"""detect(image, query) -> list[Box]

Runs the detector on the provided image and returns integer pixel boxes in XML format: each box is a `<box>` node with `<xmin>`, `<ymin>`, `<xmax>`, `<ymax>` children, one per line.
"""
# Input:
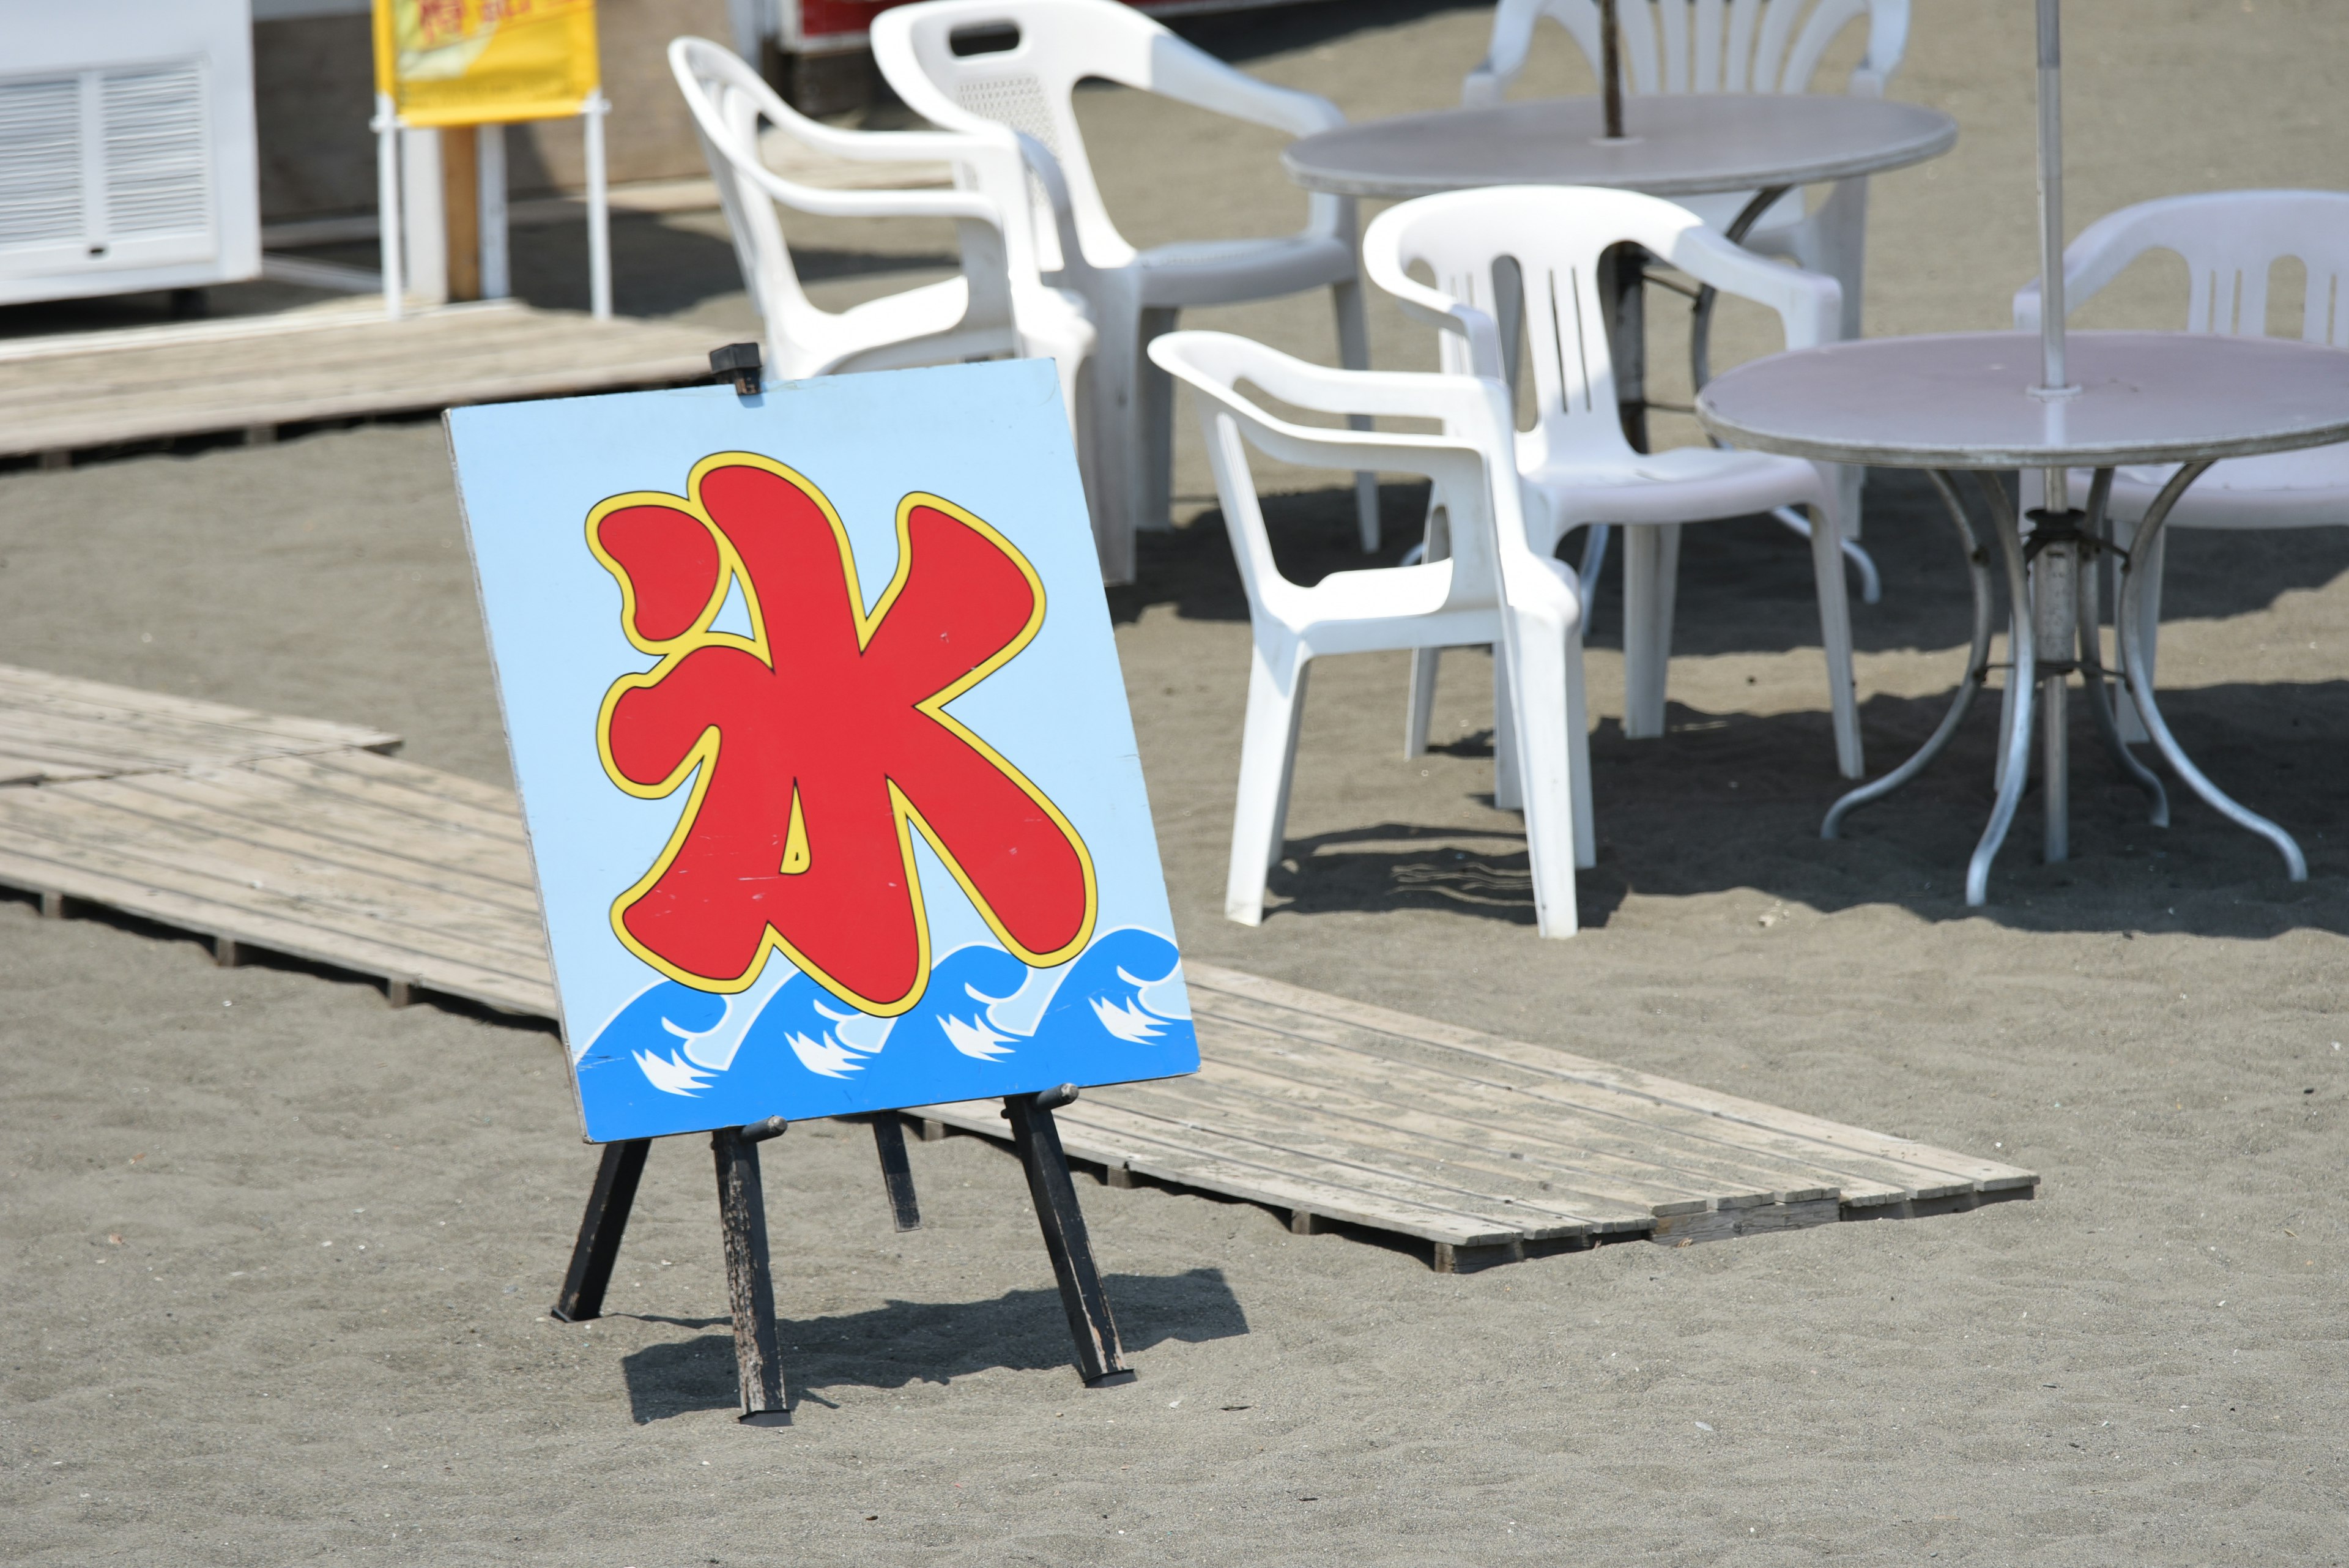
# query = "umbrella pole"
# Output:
<box><xmin>1600</xmin><ymin>0</ymin><xmax>1625</xmax><ymax>141</ymax></box>
<box><xmin>2032</xmin><ymin>0</ymin><xmax>2074</xmax><ymax>400</ymax></box>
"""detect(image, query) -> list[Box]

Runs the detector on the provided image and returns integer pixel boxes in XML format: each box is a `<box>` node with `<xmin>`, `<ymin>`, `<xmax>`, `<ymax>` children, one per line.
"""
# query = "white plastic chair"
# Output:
<box><xmin>1367</xmin><ymin>185</ymin><xmax>1863</xmax><ymax>778</ymax></box>
<box><xmin>873</xmin><ymin>0</ymin><xmax>1378</xmax><ymax>584</ymax></box>
<box><xmin>1149</xmin><ymin>330</ymin><xmax>1593</xmax><ymax>937</ymax></box>
<box><xmin>669</xmin><ymin>38</ymin><xmax>1097</xmax><ymax>477</ymax></box>
<box><xmin>1463</xmin><ymin>0</ymin><xmax>1909</xmax><ymax>344</ymax></box>
<box><xmin>2016</xmin><ymin>188</ymin><xmax>2349</xmax><ymax>740</ymax></box>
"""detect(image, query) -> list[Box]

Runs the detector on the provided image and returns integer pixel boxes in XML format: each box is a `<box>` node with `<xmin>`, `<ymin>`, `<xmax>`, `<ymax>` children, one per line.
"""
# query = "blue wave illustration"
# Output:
<box><xmin>576</xmin><ymin>981</ymin><xmax>729</xmax><ymax>1097</ymax></box>
<box><xmin>900</xmin><ymin>945</ymin><xmax>1031</xmax><ymax>1063</ymax></box>
<box><xmin>1033</xmin><ymin>927</ymin><xmax>1187</xmax><ymax>1050</ymax></box>
<box><xmin>574</xmin><ymin>927</ymin><xmax>1198</xmax><ymax>1140</ymax></box>
<box><xmin>738</xmin><ymin>970</ymin><xmax>877</xmax><ymax>1080</ymax></box>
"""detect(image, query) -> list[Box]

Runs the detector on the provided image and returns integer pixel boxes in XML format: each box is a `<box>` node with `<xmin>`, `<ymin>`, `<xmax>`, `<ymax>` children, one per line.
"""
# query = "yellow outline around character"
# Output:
<box><xmin>585</xmin><ymin>451</ymin><xmax>1097</xmax><ymax>1018</ymax></box>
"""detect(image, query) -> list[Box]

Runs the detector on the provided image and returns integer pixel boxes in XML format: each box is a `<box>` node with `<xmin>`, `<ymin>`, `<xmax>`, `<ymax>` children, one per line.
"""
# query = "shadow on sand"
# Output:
<box><xmin>1134</xmin><ymin>466</ymin><xmax>2349</xmax><ymax>937</ymax></box>
<box><xmin>1121</xmin><ymin>470</ymin><xmax>2349</xmax><ymax>661</ymax></box>
<box><xmin>1255</xmin><ymin>682</ymin><xmax>2349</xmax><ymax>938</ymax></box>
<box><xmin>618</xmin><ymin>1266</ymin><xmax>1248</xmax><ymax>1422</ymax></box>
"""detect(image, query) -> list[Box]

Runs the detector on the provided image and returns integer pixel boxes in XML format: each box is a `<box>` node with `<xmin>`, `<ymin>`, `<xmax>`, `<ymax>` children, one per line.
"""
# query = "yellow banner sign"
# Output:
<box><xmin>373</xmin><ymin>0</ymin><xmax>601</xmax><ymax>127</ymax></box>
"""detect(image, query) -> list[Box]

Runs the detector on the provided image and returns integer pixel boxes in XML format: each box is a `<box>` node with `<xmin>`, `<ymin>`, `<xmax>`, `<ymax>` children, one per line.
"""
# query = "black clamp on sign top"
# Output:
<box><xmin>710</xmin><ymin>341</ymin><xmax>763</xmax><ymax>396</ymax></box>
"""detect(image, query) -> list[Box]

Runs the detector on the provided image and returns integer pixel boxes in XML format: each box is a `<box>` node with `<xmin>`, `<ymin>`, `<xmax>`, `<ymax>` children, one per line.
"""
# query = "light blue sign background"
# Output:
<box><xmin>447</xmin><ymin>361</ymin><xmax>1197</xmax><ymax>1142</ymax></box>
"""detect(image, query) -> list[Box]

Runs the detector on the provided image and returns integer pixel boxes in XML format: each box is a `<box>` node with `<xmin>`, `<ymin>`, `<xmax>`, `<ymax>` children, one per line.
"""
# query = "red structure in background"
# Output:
<box><xmin>780</xmin><ymin>0</ymin><xmax>1310</xmax><ymax>52</ymax></box>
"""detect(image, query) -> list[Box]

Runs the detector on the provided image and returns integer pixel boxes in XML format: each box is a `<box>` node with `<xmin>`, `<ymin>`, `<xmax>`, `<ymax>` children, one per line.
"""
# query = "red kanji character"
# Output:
<box><xmin>588</xmin><ymin>454</ymin><xmax>1096</xmax><ymax>1015</ymax></box>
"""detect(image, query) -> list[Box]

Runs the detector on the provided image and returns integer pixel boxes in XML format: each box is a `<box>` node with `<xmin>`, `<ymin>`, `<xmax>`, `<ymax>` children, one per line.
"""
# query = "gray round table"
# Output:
<box><xmin>1281</xmin><ymin>93</ymin><xmax>1956</xmax><ymax>203</ymax></box>
<box><xmin>1697</xmin><ymin>329</ymin><xmax>2349</xmax><ymax>904</ymax></box>
<box><xmin>1286</xmin><ymin>94</ymin><xmax>1958</xmax><ymax>604</ymax></box>
<box><xmin>1285</xmin><ymin>94</ymin><xmax>1958</xmax><ymax>420</ymax></box>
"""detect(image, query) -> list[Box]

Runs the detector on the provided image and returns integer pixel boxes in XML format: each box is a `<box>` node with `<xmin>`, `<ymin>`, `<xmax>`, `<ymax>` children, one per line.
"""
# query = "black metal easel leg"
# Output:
<box><xmin>1004</xmin><ymin>1090</ymin><xmax>1131</xmax><ymax>1386</ymax></box>
<box><xmin>551</xmin><ymin>1138</ymin><xmax>650</xmax><ymax>1323</ymax></box>
<box><xmin>711</xmin><ymin>1126</ymin><xmax>789</xmax><ymax>1424</ymax></box>
<box><xmin>869</xmin><ymin>1117</ymin><xmax>922</xmax><ymax>1231</ymax></box>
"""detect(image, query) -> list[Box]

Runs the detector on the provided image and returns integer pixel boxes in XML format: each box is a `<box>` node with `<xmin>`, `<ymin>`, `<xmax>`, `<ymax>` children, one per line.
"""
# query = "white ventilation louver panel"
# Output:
<box><xmin>102</xmin><ymin>64</ymin><xmax>212</xmax><ymax>242</ymax></box>
<box><xmin>1</xmin><ymin>2</ymin><xmax>260</xmax><ymax>306</ymax></box>
<box><xmin>0</xmin><ymin>76</ymin><xmax>86</xmax><ymax>253</ymax></box>
<box><xmin>0</xmin><ymin>57</ymin><xmax>221</xmax><ymax>282</ymax></box>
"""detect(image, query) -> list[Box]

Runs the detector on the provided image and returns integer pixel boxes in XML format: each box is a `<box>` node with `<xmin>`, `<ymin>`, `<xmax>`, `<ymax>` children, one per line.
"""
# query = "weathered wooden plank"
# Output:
<box><xmin>0</xmin><ymin>836</ymin><xmax>553</xmax><ymax>1016</ymax></box>
<box><xmin>0</xmin><ymin>304</ymin><xmax>720</xmax><ymax>458</ymax></box>
<box><xmin>1185</xmin><ymin>965</ymin><xmax>2033</xmax><ymax>1200</ymax></box>
<box><xmin>909</xmin><ymin>1096</ymin><xmax>1524</xmax><ymax>1247</ymax></box>
<box><xmin>1179</xmin><ymin>1019</ymin><xmax>1874</xmax><ymax>1209</ymax></box>
<box><xmin>0</xmin><ymin>784</ymin><xmax>549</xmax><ymax>964</ymax></box>
<box><xmin>102</xmin><ymin>768</ymin><xmax>540</xmax><ymax>905</ymax></box>
<box><xmin>0</xmin><ymin>663</ymin><xmax>398</xmax><ymax>783</ymax></box>
<box><xmin>1088</xmin><ymin>1080</ymin><xmax>1628</xmax><ymax>1233</ymax></box>
<box><xmin>1186</xmin><ymin>990</ymin><xmax>1929</xmax><ymax>1205</ymax></box>
<box><xmin>256</xmin><ymin>751</ymin><xmax>532</xmax><ymax>838</ymax></box>
<box><xmin>1119</xmin><ymin>1065</ymin><xmax>1750</xmax><ymax>1217</ymax></box>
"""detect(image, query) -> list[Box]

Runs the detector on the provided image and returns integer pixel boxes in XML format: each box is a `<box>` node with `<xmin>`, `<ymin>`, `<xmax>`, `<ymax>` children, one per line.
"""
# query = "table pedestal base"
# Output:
<box><xmin>1822</xmin><ymin>464</ymin><xmax>2306</xmax><ymax>905</ymax></box>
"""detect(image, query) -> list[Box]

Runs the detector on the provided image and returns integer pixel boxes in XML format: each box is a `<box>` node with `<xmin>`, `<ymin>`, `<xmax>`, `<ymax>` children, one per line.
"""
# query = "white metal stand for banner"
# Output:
<box><xmin>371</xmin><ymin>92</ymin><xmax>612</xmax><ymax>322</ymax></box>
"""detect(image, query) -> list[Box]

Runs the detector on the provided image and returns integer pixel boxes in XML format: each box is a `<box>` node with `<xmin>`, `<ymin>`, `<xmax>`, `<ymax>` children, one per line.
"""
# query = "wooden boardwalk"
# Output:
<box><xmin>0</xmin><ymin>669</ymin><xmax>2035</xmax><ymax>1269</ymax></box>
<box><xmin>0</xmin><ymin>664</ymin><xmax>399</xmax><ymax>786</ymax></box>
<box><xmin>0</xmin><ymin>299</ymin><xmax>723</xmax><ymax>463</ymax></box>
<box><xmin>913</xmin><ymin>964</ymin><xmax>2034</xmax><ymax>1268</ymax></box>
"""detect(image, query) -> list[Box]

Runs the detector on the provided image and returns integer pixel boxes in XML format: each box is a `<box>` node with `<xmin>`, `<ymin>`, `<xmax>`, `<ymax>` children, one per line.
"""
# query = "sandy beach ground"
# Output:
<box><xmin>4</xmin><ymin>2</ymin><xmax>2347</xmax><ymax>1561</ymax></box>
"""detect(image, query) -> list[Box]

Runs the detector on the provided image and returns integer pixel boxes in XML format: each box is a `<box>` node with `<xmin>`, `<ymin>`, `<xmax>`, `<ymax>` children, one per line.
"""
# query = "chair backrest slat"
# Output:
<box><xmin>1464</xmin><ymin>0</ymin><xmax>1906</xmax><ymax>106</ymax></box>
<box><xmin>875</xmin><ymin>0</ymin><xmax>1341</xmax><ymax>273</ymax></box>
<box><xmin>2020</xmin><ymin>190</ymin><xmax>2349</xmax><ymax>350</ymax></box>
<box><xmin>1366</xmin><ymin>186</ymin><xmax>1841</xmax><ymax>515</ymax></box>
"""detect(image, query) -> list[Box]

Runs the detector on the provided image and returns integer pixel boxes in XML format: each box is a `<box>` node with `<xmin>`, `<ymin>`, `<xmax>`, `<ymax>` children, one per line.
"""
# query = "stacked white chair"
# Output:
<box><xmin>1464</xmin><ymin>0</ymin><xmax>1910</xmax><ymax>344</ymax></box>
<box><xmin>1149</xmin><ymin>330</ymin><xmax>1593</xmax><ymax>937</ymax></box>
<box><xmin>667</xmin><ymin>38</ymin><xmax>1096</xmax><ymax>469</ymax></box>
<box><xmin>2014</xmin><ymin>189</ymin><xmax>2349</xmax><ymax>739</ymax></box>
<box><xmin>1365</xmin><ymin>186</ymin><xmax>1864</xmax><ymax>778</ymax></box>
<box><xmin>873</xmin><ymin>0</ymin><xmax>1378</xmax><ymax>584</ymax></box>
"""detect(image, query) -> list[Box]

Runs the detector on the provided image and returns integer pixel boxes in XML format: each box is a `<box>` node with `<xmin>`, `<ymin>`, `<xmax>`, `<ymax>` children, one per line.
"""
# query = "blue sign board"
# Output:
<box><xmin>448</xmin><ymin>361</ymin><xmax>1198</xmax><ymax>1142</ymax></box>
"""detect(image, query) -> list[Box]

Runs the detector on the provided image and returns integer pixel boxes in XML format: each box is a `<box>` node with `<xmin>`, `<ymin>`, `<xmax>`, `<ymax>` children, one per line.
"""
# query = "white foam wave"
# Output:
<box><xmin>940</xmin><ymin>1012</ymin><xmax>1017</xmax><ymax>1061</ymax></box>
<box><xmin>1089</xmin><ymin>996</ymin><xmax>1167</xmax><ymax>1043</ymax></box>
<box><xmin>785</xmin><ymin>1031</ymin><xmax>865</xmax><ymax>1079</ymax></box>
<box><xmin>634</xmin><ymin>1047</ymin><xmax>714</xmax><ymax>1096</ymax></box>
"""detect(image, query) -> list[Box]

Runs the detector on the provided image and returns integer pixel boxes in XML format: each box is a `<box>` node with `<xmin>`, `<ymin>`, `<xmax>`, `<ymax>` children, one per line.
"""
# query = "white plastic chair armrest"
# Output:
<box><xmin>1011</xmin><ymin>131</ymin><xmax>1099</xmax><ymax>290</ymax></box>
<box><xmin>2016</xmin><ymin>201</ymin><xmax>2185</xmax><ymax>333</ymax></box>
<box><xmin>2013</xmin><ymin>278</ymin><xmax>2044</xmax><ymax>332</ymax></box>
<box><xmin>733</xmin><ymin>163</ymin><xmax>1007</xmax><ymax>226</ymax></box>
<box><xmin>1152</xmin><ymin>330</ymin><xmax>1501</xmax><ymax>428</ymax></box>
<box><xmin>670</xmin><ymin>38</ymin><xmax>1008</xmax><ymax>228</ymax></box>
<box><xmin>1210</xmin><ymin>409</ymin><xmax>1475</xmax><ymax>489</ymax></box>
<box><xmin>784</xmin><ymin>119</ymin><xmax>998</xmax><ymax>169</ymax></box>
<box><xmin>1143</xmin><ymin>34</ymin><xmax>1345</xmax><ymax>139</ymax></box>
<box><xmin>1663</xmin><ymin>226</ymin><xmax>1840</xmax><ymax>349</ymax></box>
<box><xmin>1461</xmin><ymin>0</ymin><xmax>1546</xmax><ymax>108</ymax></box>
<box><xmin>1360</xmin><ymin>247</ymin><xmax>1507</xmax><ymax>377</ymax></box>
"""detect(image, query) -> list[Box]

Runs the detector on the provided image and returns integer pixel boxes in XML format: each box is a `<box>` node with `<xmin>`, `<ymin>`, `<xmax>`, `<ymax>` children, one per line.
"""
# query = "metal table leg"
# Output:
<box><xmin>2030</xmin><ymin>498</ymin><xmax>2076</xmax><ymax>863</ymax></box>
<box><xmin>1822</xmin><ymin>469</ymin><xmax>1994</xmax><ymax>838</ymax></box>
<box><xmin>1967</xmin><ymin>472</ymin><xmax>2039</xmax><ymax>906</ymax></box>
<box><xmin>2071</xmin><ymin>468</ymin><xmax>2169</xmax><ymax>821</ymax></box>
<box><xmin>2115</xmin><ymin>459</ymin><xmax>2308</xmax><ymax>880</ymax></box>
